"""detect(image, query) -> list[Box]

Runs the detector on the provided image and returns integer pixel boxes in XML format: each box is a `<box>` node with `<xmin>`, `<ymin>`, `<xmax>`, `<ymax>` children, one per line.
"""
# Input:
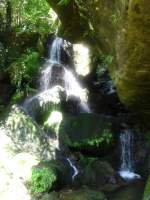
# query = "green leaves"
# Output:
<box><xmin>0</xmin><ymin>0</ymin><xmax>60</xmax><ymax>34</ymax></box>
<box><xmin>9</xmin><ymin>49</ymin><xmax>39</xmax><ymax>90</ymax></box>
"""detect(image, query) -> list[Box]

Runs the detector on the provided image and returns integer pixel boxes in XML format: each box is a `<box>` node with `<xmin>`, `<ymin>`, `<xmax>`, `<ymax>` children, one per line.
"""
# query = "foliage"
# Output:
<box><xmin>9</xmin><ymin>49</ymin><xmax>39</xmax><ymax>90</ymax></box>
<box><xmin>96</xmin><ymin>55</ymin><xmax>114</xmax><ymax>78</ymax></box>
<box><xmin>69</xmin><ymin>129</ymin><xmax>113</xmax><ymax>148</ymax></box>
<box><xmin>29</xmin><ymin>167</ymin><xmax>56</xmax><ymax>195</ymax></box>
<box><xmin>11</xmin><ymin>89</ymin><xmax>24</xmax><ymax>104</ymax></box>
<box><xmin>64</xmin><ymin>129</ymin><xmax>113</xmax><ymax>147</ymax></box>
<box><xmin>0</xmin><ymin>0</ymin><xmax>60</xmax><ymax>34</ymax></box>
<box><xmin>58</xmin><ymin>0</ymin><xmax>71</xmax><ymax>6</ymax></box>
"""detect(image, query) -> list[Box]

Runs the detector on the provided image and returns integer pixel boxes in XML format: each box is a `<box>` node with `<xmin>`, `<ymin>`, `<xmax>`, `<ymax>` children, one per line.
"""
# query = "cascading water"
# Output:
<box><xmin>23</xmin><ymin>37</ymin><xmax>91</xmax><ymax>115</ymax></box>
<box><xmin>119</xmin><ymin>129</ymin><xmax>141</xmax><ymax>180</ymax></box>
<box><xmin>66</xmin><ymin>158</ymin><xmax>79</xmax><ymax>181</ymax></box>
<box><xmin>40</xmin><ymin>37</ymin><xmax>63</xmax><ymax>91</ymax></box>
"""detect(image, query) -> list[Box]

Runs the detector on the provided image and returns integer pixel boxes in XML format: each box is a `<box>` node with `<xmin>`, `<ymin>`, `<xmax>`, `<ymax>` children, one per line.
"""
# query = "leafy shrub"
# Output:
<box><xmin>11</xmin><ymin>89</ymin><xmax>24</xmax><ymax>104</ymax></box>
<box><xmin>58</xmin><ymin>0</ymin><xmax>71</xmax><ymax>6</ymax></box>
<box><xmin>30</xmin><ymin>167</ymin><xmax>57</xmax><ymax>195</ymax></box>
<box><xmin>96</xmin><ymin>55</ymin><xmax>113</xmax><ymax>78</ymax></box>
<box><xmin>9</xmin><ymin>49</ymin><xmax>39</xmax><ymax>89</ymax></box>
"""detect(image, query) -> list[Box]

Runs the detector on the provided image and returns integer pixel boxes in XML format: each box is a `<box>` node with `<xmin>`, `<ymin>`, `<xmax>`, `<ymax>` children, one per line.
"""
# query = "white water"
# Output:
<box><xmin>66</xmin><ymin>158</ymin><xmax>79</xmax><ymax>181</ymax></box>
<box><xmin>119</xmin><ymin>130</ymin><xmax>141</xmax><ymax>180</ymax></box>
<box><xmin>64</xmin><ymin>68</ymin><xmax>91</xmax><ymax>113</ymax></box>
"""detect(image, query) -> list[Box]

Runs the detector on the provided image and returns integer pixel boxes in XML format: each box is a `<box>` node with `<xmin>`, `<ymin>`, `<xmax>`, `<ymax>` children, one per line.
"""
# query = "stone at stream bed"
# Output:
<box><xmin>40</xmin><ymin>188</ymin><xmax>107</xmax><ymax>200</ymax></box>
<box><xmin>109</xmin><ymin>181</ymin><xmax>145</xmax><ymax>200</ymax></box>
<box><xmin>75</xmin><ymin>158</ymin><xmax>123</xmax><ymax>192</ymax></box>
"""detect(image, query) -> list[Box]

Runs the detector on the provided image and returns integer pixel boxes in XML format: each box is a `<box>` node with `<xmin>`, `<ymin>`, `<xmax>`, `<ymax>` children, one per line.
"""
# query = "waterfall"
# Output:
<box><xmin>119</xmin><ymin>129</ymin><xmax>141</xmax><ymax>180</ymax></box>
<box><xmin>23</xmin><ymin>36</ymin><xmax>91</xmax><ymax>115</ymax></box>
<box><xmin>66</xmin><ymin>158</ymin><xmax>79</xmax><ymax>181</ymax></box>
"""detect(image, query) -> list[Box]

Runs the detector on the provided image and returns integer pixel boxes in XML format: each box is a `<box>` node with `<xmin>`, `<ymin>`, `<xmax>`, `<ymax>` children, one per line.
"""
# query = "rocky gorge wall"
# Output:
<box><xmin>48</xmin><ymin>0</ymin><xmax>150</xmax><ymax>123</ymax></box>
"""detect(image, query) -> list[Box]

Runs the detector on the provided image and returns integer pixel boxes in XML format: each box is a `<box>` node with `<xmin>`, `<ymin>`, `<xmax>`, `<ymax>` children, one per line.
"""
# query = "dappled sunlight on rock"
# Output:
<box><xmin>44</xmin><ymin>111</ymin><xmax>63</xmax><ymax>135</ymax></box>
<box><xmin>0</xmin><ymin>127</ymin><xmax>34</xmax><ymax>200</ymax></box>
<box><xmin>2</xmin><ymin>105</ymin><xmax>59</xmax><ymax>160</ymax></box>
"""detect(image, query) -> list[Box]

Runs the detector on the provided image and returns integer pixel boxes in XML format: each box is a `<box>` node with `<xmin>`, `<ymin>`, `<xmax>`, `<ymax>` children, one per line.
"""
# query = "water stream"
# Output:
<box><xmin>119</xmin><ymin>129</ymin><xmax>141</xmax><ymax>180</ymax></box>
<box><xmin>66</xmin><ymin>158</ymin><xmax>79</xmax><ymax>181</ymax></box>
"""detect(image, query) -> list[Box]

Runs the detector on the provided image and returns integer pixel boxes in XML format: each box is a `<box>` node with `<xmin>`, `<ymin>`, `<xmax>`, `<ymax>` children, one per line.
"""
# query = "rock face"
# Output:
<box><xmin>48</xmin><ymin>0</ymin><xmax>150</xmax><ymax>123</ymax></box>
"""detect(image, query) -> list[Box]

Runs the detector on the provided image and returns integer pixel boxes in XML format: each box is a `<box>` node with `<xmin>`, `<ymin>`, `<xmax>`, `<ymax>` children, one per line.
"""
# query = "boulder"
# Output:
<box><xmin>59</xmin><ymin>114</ymin><xmax>115</xmax><ymax>155</ymax></box>
<box><xmin>75</xmin><ymin>158</ymin><xmax>123</xmax><ymax>192</ymax></box>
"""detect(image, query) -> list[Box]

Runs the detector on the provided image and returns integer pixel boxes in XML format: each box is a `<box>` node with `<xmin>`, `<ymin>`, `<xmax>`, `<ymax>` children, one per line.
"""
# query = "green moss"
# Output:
<box><xmin>115</xmin><ymin>0</ymin><xmax>150</xmax><ymax>121</ymax></box>
<box><xmin>70</xmin><ymin>129</ymin><xmax>113</xmax><ymax>148</ymax></box>
<box><xmin>29</xmin><ymin>167</ymin><xmax>57</xmax><ymax>195</ymax></box>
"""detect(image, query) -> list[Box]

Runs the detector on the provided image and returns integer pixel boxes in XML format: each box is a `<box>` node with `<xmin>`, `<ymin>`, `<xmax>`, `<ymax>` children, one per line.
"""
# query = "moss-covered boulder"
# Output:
<box><xmin>59</xmin><ymin>114</ymin><xmax>114</xmax><ymax>154</ymax></box>
<box><xmin>29</xmin><ymin>157</ymin><xmax>71</xmax><ymax>193</ymax></box>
